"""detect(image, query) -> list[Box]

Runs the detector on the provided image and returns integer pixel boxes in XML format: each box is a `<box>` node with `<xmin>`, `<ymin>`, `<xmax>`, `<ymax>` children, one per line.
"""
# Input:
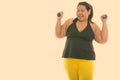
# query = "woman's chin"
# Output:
<box><xmin>78</xmin><ymin>19</ymin><xmax>84</xmax><ymax>22</ymax></box>
<box><xmin>77</xmin><ymin>18</ymin><xmax>87</xmax><ymax>22</ymax></box>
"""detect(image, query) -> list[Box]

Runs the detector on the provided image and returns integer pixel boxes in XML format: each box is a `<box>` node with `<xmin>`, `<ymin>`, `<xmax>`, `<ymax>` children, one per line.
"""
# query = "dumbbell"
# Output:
<box><xmin>101</xmin><ymin>14</ymin><xmax>108</xmax><ymax>19</ymax></box>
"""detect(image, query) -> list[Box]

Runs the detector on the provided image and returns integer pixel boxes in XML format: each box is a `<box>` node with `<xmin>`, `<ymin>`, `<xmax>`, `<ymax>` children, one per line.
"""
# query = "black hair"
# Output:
<box><xmin>77</xmin><ymin>2</ymin><xmax>93</xmax><ymax>23</ymax></box>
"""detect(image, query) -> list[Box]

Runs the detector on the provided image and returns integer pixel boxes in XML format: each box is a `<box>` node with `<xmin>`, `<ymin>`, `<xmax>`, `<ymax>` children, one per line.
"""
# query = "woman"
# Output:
<box><xmin>55</xmin><ymin>1</ymin><xmax>108</xmax><ymax>80</ymax></box>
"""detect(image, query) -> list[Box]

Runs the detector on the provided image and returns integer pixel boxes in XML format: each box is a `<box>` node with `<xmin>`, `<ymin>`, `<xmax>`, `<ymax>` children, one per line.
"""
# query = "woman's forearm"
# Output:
<box><xmin>55</xmin><ymin>19</ymin><xmax>62</xmax><ymax>37</ymax></box>
<box><xmin>101</xmin><ymin>22</ymin><xmax>108</xmax><ymax>42</ymax></box>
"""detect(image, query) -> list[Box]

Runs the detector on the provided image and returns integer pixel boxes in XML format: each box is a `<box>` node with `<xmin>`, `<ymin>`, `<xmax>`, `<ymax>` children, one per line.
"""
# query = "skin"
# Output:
<box><xmin>55</xmin><ymin>5</ymin><xmax>108</xmax><ymax>44</ymax></box>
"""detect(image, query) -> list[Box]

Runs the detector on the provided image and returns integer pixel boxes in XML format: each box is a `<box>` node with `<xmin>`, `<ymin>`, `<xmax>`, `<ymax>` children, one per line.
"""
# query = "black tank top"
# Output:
<box><xmin>62</xmin><ymin>18</ymin><xmax>96</xmax><ymax>60</ymax></box>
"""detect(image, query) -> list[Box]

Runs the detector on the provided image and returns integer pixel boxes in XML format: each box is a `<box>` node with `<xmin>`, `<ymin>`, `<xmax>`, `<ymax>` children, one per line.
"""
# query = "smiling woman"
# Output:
<box><xmin>55</xmin><ymin>1</ymin><xmax>108</xmax><ymax>80</ymax></box>
<box><xmin>76</xmin><ymin>2</ymin><xmax>93</xmax><ymax>23</ymax></box>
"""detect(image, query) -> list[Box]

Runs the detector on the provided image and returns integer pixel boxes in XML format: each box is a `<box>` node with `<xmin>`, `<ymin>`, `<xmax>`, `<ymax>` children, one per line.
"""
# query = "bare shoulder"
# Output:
<box><xmin>64</xmin><ymin>18</ymin><xmax>74</xmax><ymax>29</ymax></box>
<box><xmin>66</xmin><ymin>18</ymin><xmax>74</xmax><ymax>25</ymax></box>
<box><xmin>67</xmin><ymin>18</ymin><xmax>74</xmax><ymax>26</ymax></box>
<box><xmin>90</xmin><ymin>22</ymin><xmax>99</xmax><ymax>33</ymax></box>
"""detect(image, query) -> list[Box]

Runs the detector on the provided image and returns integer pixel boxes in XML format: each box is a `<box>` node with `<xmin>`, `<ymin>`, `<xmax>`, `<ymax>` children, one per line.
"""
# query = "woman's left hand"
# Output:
<box><xmin>101</xmin><ymin>14</ymin><xmax>107</xmax><ymax>23</ymax></box>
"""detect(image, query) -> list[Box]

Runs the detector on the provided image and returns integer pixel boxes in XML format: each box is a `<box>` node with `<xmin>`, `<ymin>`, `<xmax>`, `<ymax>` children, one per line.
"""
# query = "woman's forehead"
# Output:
<box><xmin>77</xmin><ymin>5</ymin><xmax>86</xmax><ymax>10</ymax></box>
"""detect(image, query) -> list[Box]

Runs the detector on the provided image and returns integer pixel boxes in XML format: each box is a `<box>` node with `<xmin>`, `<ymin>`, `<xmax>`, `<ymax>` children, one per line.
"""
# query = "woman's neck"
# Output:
<box><xmin>78</xmin><ymin>19</ymin><xmax>88</xmax><ymax>24</ymax></box>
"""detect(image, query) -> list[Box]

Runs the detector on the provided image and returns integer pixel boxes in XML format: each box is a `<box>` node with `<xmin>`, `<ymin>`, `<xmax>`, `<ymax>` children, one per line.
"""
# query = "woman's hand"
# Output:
<box><xmin>101</xmin><ymin>14</ymin><xmax>107</xmax><ymax>23</ymax></box>
<box><xmin>93</xmin><ymin>14</ymin><xmax>108</xmax><ymax>43</ymax></box>
<box><xmin>57</xmin><ymin>11</ymin><xmax>64</xmax><ymax>20</ymax></box>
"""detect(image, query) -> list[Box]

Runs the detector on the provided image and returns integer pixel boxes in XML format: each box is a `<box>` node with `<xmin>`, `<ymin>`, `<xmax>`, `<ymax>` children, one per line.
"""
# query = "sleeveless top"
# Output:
<box><xmin>62</xmin><ymin>18</ymin><xmax>96</xmax><ymax>60</ymax></box>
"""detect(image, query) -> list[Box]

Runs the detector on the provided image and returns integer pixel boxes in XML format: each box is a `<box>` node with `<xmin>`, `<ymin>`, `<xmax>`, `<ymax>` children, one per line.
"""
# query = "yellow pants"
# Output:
<box><xmin>64</xmin><ymin>58</ymin><xmax>94</xmax><ymax>80</ymax></box>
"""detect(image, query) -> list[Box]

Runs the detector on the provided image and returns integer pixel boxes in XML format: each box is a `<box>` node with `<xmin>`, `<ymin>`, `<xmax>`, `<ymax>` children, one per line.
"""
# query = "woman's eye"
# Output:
<box><xmin>81</xmin><ymin>9</ymin><xmax>84</xmax><ymax>12</ymax></box>
<box><xmin>77</xmin><ymin>9</ymin><xmax>85</xmax><ymax>12</ymax></box>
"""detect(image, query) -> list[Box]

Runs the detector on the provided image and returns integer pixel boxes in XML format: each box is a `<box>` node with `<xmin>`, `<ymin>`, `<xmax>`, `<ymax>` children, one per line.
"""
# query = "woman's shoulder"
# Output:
<box><xmin>66</xmin><ymin>18</ymin><xmax>74</xmax><ymax>23</ymax></box>
<box><xmin>89</xmin><ymin>22</ymin><xmax>99</xmax><ymax>32</ymax></box>
<box><xmin>65</xmin><ymin>18</ymin><xmax>75</xmax><ymax>28</ymax></box>
<box><xmin>90</xmin><ymin>22</ymin><xmax>98</xmax><ymax>27</ymax></box>
<box><xmin>63</xmin><ymin>18</ymin><xmax>77</xmax><ymax>30</ymax></box>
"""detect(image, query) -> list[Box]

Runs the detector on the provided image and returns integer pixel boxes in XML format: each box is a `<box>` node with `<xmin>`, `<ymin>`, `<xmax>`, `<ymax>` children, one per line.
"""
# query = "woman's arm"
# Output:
<box><xmin>55</xmin><ymin>19</ymin><xmax>67</xmax><ymax>38</ymax></box>
<box><xmin>55</xmin><ymin>12</ymin><xmax>72</xmax><ymax>38</ymax></box>
<box><xmin>93</xmin><ymin>17</ymin><xmax>108</xmax><ymax>44</ymax></box>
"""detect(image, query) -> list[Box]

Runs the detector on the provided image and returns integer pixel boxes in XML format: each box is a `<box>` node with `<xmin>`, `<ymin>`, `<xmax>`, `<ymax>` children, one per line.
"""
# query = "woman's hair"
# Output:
<box><xmin>77</xmin><ymin>2</ymin><xmax>93</xmax><ymax>23</ymax></box>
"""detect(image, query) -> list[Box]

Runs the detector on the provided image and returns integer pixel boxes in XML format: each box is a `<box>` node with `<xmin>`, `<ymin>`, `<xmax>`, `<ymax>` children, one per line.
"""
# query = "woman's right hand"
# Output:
<box><xmin>57</xmin><ymin>11</ymin><xmax>64</xmax><ymax>20</ymax></box>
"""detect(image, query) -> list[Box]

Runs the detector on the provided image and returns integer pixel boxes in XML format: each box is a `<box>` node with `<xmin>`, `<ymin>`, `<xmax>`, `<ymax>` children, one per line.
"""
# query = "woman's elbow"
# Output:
<box><xmin>96</xmin><ymin>39</ymin><xmax>108</xmax><ymax>44</ymax></box>
<box><xmin>55</xmin><ymin>34</ymin><xmax>65</xmax><ymax>39</ymax></box>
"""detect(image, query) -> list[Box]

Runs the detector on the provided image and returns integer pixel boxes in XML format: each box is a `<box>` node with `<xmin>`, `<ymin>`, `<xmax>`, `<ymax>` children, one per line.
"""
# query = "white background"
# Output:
<box><xmin>0</xmin><ymin>0</ymin><xmax>120</xmax><ymax>80</ymax></box>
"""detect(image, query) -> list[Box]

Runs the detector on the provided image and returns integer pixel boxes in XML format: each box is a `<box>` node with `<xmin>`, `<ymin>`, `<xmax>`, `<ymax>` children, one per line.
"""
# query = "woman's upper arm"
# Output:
<box><xmin>59</xmin><ymin>18</ymin><xmax>73</xmax><ymax>38</ymax></box>
<box><xmin>91</xmin><ymin>23</ymin><xmax>104</xmax><ymax>43</ymax></box>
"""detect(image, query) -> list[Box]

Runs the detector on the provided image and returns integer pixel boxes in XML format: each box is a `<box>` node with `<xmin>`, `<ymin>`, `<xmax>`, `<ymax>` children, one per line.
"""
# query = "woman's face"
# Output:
<box><xmin>76</xmin><ymin>5</ymin><xmax>90</xmax><ymax>21</ymax></box>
